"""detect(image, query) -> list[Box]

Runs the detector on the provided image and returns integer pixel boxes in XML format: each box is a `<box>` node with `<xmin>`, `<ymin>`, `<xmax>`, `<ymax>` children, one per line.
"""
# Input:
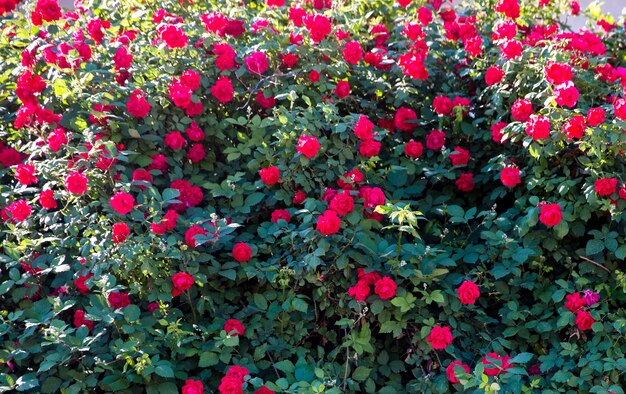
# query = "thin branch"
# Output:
<box><xmin>579</xmin><ymin>255</ymin><xmax>612</xmax><ymax>273</ymax></box>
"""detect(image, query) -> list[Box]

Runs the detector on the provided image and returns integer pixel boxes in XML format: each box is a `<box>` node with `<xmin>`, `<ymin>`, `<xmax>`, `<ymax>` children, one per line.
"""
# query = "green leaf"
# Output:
<box><xmin>199</xmin><ymin>352</ymin><xmax>219</xmax><ymax>367</ymax></box>
<box><xmin>292</xmin><ymin>298</ymin><xmax>308</xmax><ymax>313</ymax></box>
<box><xmin>154</xmin><ymin>365</ymin><xmax>174</xmax><ymax>378</ymax></box>
<box><xmin>586</xmin><ymin>239</ymin><xmax>604</xmax><ymax>256</ymax></box>
<box><xmin>510</xmin><ymin>352</ymin><xmax>533</xmax><ymax>363</ymax></box>
<box><xmin>0</xmin><ymin>280</ymin><xmax>14</xmax><ymax>295</ymax></box>
<box><xmin>352</xmin><ymin>366</ymin><xmax>371</xmax><ymax>381</ymax></box>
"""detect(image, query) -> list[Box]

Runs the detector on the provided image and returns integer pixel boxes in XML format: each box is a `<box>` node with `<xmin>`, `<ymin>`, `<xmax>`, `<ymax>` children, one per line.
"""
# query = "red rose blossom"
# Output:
<box><xmin>260</xmin><ymin>166</ymin><xmax>280</xmax><ymax>185</ymax></box>
<box><xmin>426</xmin><ymin>130</ymin><xmax>446</xmax><ymax>150</ymax></box>
<box><xmin>172</xmin><ymin>272</ymin><xmax>195</xmax><ymax>296</ymax></box>
<box><xmin>595</xmin><ymin>177</ymin><xmax>618</xmax><ymax>197</ymax></box>
<box><xmin>374</xmin><ymin>276</ymin><xmax>397</xmax><ymax>300</ymax></box>
<box><xmin>334</xmin><ymin>80</ymin><xmax>351</xmax><ymax>98</ymax></box>
<box><xmin>457</xmin><ymin>280</ymin><xmax>480</xmax><ymax>304</ymax></box>
<box><xmin>211</xmin><ymin>76</ymin><xmax>234</xmax><ymax>103</ymax></box>
<box><xmin>574</xmin><ymin>310</ymin><xmax>595</xmax><ymax>330</ymax></box>
<box><xmin>108</xmin><ymin>291</ymin><xmax>130</xmax><ymax>309</ymax></box>
<box><xmin>450</xmin><ymin>146</ymin><xmax>470</xmax><ymax>166</ymax></box>
<box><xmin>181</xmin><ymin>380</ymin><xmax>204</xmax><ymax>394</ymax></box>
<box><xmin>65</xmin><ymin>171</ymin><xmax>89</xmax><ymax>195</ymax></box>
<box><xmin>539</xmin><ymin>203</ymin><xmax>562</xmax><ymax>227</ymax></box>
<box><xmin>404</xmin><ymin>140</ymin><xmax>423</xmax><ymax>158</ymax></box>
<box><xmin>500</xmin><ymin>167</ymin><xmax>521</xmax><ymax>187</ymax></box>
<box><xmin>110</xmin><ymin>192</ymin><xmax>135</xmax><ymax>215</ymax></box>
<box><xmin>316</xmin><ymin>209</ymin><xmax>341</xmax><ymax>236</ymax></box>
<box><xmin>233</xmin><ymin>242</ymin><xmax>252</xmax><ymax>262</ymax></box>
<box><xmin>329</xmin><ymin>192</ymin><xmax>354</xmax><ymax>216</ymax></box>
<box><xmin>485</xmin><ymin>66</ymin><xmax>505</xmax><ymax>86</ymax></box>
<box><xmin>427</xmin><ymin>325</ymin><xmax>453</xmax><ymax>349</ymax></box>
<box><xmin>296</xmin><ymin>135</ymin><xmax>321</xmax><ymax>158</ymax></box>
<box><xmin>482</xmin><ymin>353</ymin><xmax>512</xmax><ymax>376</ymax></box>
<box><xmin>224</xmin><ymin>319</ymin><xmax>245</xmax><ymax>336</ymax></box>
<box><xmin>112</xmin><ymin>222</ymin><xmax>130</xmax><ymax>243</ymax></box>
<box><xmin>446</xmin><ymin>360</ymin><xmax>470</xmax><ymax>383</ymax></box>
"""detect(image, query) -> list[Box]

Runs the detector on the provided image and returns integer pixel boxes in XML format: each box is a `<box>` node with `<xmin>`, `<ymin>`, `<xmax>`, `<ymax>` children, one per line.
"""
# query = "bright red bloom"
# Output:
<box><xmin>316</xmin><ymin>209</ymin><xmax>341</xmax><ymax>236</ymax></box>
<box><xmin>256</xmin><ymin>92</ymin><xmax>276</xmax><ymax>109</ymax></box>
<box><xmin>233</xmin><ymin>242</ymin><xmax>252</xmax><ymax>262</ymax></box>
<box><xmin>296</xmin><ymin>135</ymin><xmax>321</xmax><ymax>158</ymax></box>
<box><xmin>495</xmin><ymin>0</ymin><xmax>520</xmax><ymax>19</ymax></box>
<box><xmin>586</xmin><ymin>107</ymin><xmax>605</xmax><ymax>126</ymax></box>
<box><xmin>404</xmin><ymin>140</ymin><xmax>423</xmax><ymax>158</ymax></box>
<box><xmin>15</xmin><ymin>163</ymin><xmax>37</xmax><ymax>185</ymax></box>
<box><xmin>260</xmin><ymin>166</ymin><xmax>280</xmax><ymax>185</ymax></box>
<box><xmin>73</xmin><ymin>309</ymin><xmax>94</xmax><ymax>331</ymax></box>
<box><xmin>457</xmin><ymin>281</ymin><xmax>480</xmax><ymax>304</ymax></box>
<box><xmin>595</xmin><ymin>177</ymin><xmax>618</xmax><ymax>197</ymax></box>
<box><xmin>224</xmin><ymin>319</ymin><xmax>245</xmax><ymax>336</ymax></box>
<box><xmin>181</xmin><ymin>380</ymin><xmax>204</xmax><ymax>394</ymax></box>
<box><xmin>112</xmin><ymin>222</ymin><xmax>130</xmax><ymax>243</ymax></box>
<box><xmin>525</xmin><ymin>115</ymin><xmax>550</xmax><ymax>140</ymax></box>
<box><xmin>394</xmin><ymin>107</ymin><xmax>418</xmax><ymax>132</ymax></box>
<box><xmin>545</xmin><ymin>62</ymin><xmax>573</xmax><ymax>85</ymax></box>
<box><xmin>427</xmin><ymin>325</ymin><xmax>453</xmax><ymax>349</ymax></box>
<box><xmin>564</xmin><ymin>292</ymin><xmax>585</xmax><ymax>312</ymax></box>
<box><xmin>271</xmin><ymin>209</ymin><xmax>291</xmax><ymax>223</ymax></box>
<box><xmin>446</xmin><ymin>360</ymin><xmax>470</xmax><ymax>383</ymax></box>
<box><xmin>185</xmin><ymin>225</ymin><xmax>208</xmax><ymax>248</ymax></box>
<box><xmin>334</xmin><ymin>80</ymin><xmax>351</xmax><ymax>99</ymax></box>
<box><xmin>450</xmin><ymin>146</ymin><xmax>470</xmax><ymax>166</ymax></box>
<box><xmin>348</xmin><ymin>280</ymin><xmax>370</xmax><ymax>301</ymax></box>
<box><xmin>574</xmin><ymin>310</ymin><xmax>595</xmax><ymax>330</ymax></box>
<box><xmin>110</xmin><ymin>192</ymin><xmax>135</xmax><ymax>215</ymax></box>
<box><xmin>47</xmin><ymin>127</ymin><xmax>68</xmax><ymax>152</ymax></box>
<box><xmin>38</xmin><ymin>190</ymin><xmax>57</xmax><ymax>210</ymax></box>
<box><xmin>500</xmin><ymin>167</ymin><xmax>521</xmax><ymax>187</ymax></box>
<box><xmin>500</xmin><ymin>39</ymin><xmax>523</xmax><ymax>59</ymax></box>
<box><xmin>304</xmin><ymin>14</ymin><xmax>332</xmax><ymax>43</ymax></box>
<box><xmin>186</xmin><ymin>144</ymin><xmax>206</xmax><ymax>163</ymax></box>
<box><xmin>354</xmin><ymin>115</ymin><xmax>374</xmax><ymax>140</ymax></box>
<box><xmin>433</xmin><ymin>96</ymin><xmax>453</xmax><ymax>116</ymax></box>
<box><xmin>108</xmin><ymin>291</ymin><xmax>130</xmax><ymax>309</ymax></box>
<box><xmin>211</xmin><ymin>76</ymin><xmax>234</xmax><ymax>104</ymax></box>
<box><xmin>512</xmin><ymin>99</ymin><xmax>534</xmax><ymax>122</ymax></box>
<box><xmin>539</xmin><ymin>203</ymin><xmax>562</xmax><ymax>227</ymax></box>
<box><xmin>359</xmin><ymin>139</ymin><xmax>381</xmax><ymax>158</ymax></box>
<box><xmin>562</xmin><ymin>115</ymin><xmax>586</xmax><ymax>139</ymax></box>
<box><xmin>614</xmin><ymin>98</ymin><xmax>626</xmax><ymax>120</ymax></box>
<box><xmin>343</xmin><ymin>41</ymin><xmax>363</xmax><ymax>64</ymax></box>
<box><xmin>159</xmin><ymin>24</ymin><xmax>188</xmax><ymax>48</ymax></box>
<box><xmin>485</xmin><ymin>66</ymin><xmax>505</xmax><ymax>86</ymax></box>
<box><xmin>426</xmin><ymin>130</ymin><xmax>446</xmax><ymax>150</ymax></box>
<box><xmin>126</xmin><ymin>90</ymin><xmax>151</xmax><ymax>118</ymax></box>
<box><xmin>482</xmin><ymin>353</ymin><xmax>512</xmax><ymax>376</ymax></box>
<box><xmin>172</xmin><ymin>272</ymin><xmax>194</xmax><ymax>296</ymax></box>
<box><xmin>329</xmin><ymin>192</ymin><xmax>354</xmax><ymax>216</ymax></box>
<box><xmin>245</xmin><ymin>52</ymin><xmax>269</xmax><ymax>74</ymax></box>
<box><xmin>360</xmin><ymin>186</ymin><xmax>385</xmax><ymax>209</ymax></box>
<box><xmin>554</xmin><ymin>81</ymin><xmax>579</xmax><ymax>108</ymax></box>
<box><xmin>74</xmin><ymin>273</ymin><xmax>94</xmax><ymax>294</ymax></box>
<box><xmin>32</xmin><ymin>0</ymin><xmax>62</xmax><ymax>25</ymax></box>
<box><xmin>308</xmin><ymin>70</ymin><xmax>320</xmax><ymax>82</ymax></box>
<box><xmin>374</xmin><ymin>276</ymin><xmax>397</xmax><ymax>300</ymax></box>
<box><xmin>254</xmin><ymin>387</ymin><xmax>275</xmax><ymax>394</ymax></box>
<box><xmin>455</xmin><ymin>173</ymin><xmax>475</xmax><ymax>192</ymax></box>
<box><xmin>164</xmin><ymin>131</ymin><xmax>187</xmax><ymax>150</ymax></box>
<box><xmin>293</xmin><ymin>191</ymin><xmax>307</xmax><ymax>205</ymax></box>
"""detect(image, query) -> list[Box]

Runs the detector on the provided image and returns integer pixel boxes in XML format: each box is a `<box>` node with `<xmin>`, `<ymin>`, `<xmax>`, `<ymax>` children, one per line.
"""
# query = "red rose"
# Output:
<box><xmin>511</xmin><ymin>99</ymin><xmax>533</xmax><ymax>122</ymax></box>
<box><xmin>73</xmin><ymin>310</ymin><xmax>94</xmax><ymax>331</ymax></box>
<box><xmin>446</xmin><ymin>360</ymin><xmax>470</xmax><ymax>383</ymax></box>
<box><xmin>562</xmin><ymin>115</ymin><xmax>586</xmax><ymax>139</ymax></box>
<box><xmin>427</xmin><ymin>325</ymin><xmax>453</xmax><ymax>349</ymax></box>
<box><xmin>293</xmin><ymin>190</ymin><xmax>307</xmax><ymax>204</ymax></box>
<box><xmin>564</xmin><ymin>292</ymin><xmax>585</xmax><ymax>312</ymax></box>
<box><xmin>260</xmin><ymin>166</ymin><xmax>280</xmax><ymax>185</ymax></box>
<box><xmin>499</xmin><ymin>39</ymin><xmax>523</xmax><ymax>59</ymax></box>
<box><xmin>334</xmin><ymin>80</ymin><xmax>351</xmax><ymax>98</ymax></box>
<box><xmin>110</xmin><ymin>192</ymin><xmax>135</xmax><ymax>215</ymax></box>
<box><xmin>131</xmin><ymin>169</ymin><xmax>153</xmax><ymax>190</ymax></box>
<box><xmin>404</xmin><ymin>140</ymin><xmax>423</xmax><ymax>158</ymax></box>
<box><xmin>185</xmin><ymin>225</ymin><xmax>208</xmax><ymax>248</ymax></box>
<box><xmin>304</xmin><ymin>14</ymin><xmax>332</xmax><ymax>43</ymax></box>
<box><xmin>15</xmin><ymin>164</ymin><xmax>37</xmax><ymax>185</ymax></box>
<box><xmin>359</xmin><ymin>139</ymin><xmax>381</xmax><ymax>158</ymax></box>
<box><xmin>500</xmin><ymin>167</ymin><xmax>521</xmax><ymax>187</ymax></box>
<box><xmin>186</xmin><ymin>144</ymin><xmax>206</xmax><ymax>163</ymax></box>
<box><xmin>482</xmin><ymin>353</ymin><xmax>512</xmax><ymax>376</ymax></box>
<box><xmin>245</xmin><ymin>52</ymin><xmax>269</xmax><ymax>74</ymax></box>
<box><xmin>614</xmin><ymin>98</ymin><xmax>626</xmax><ymax>120</ymax></box>
<box><xmin>595</xmin><ymin>177</ymin><xmax>618</xmax><ymax>197</ymax></box>
<box><xmin>74</xmin><ymin>273</ymin><xmax>94</xmax><ymax>294</ymax></box>
<box><xmin>343</xmin><ymin>41</ymin><xmax>363</xmax><ymax>64</ymax></box>
<box><xmin>271</xmin><ymin>209</ymin><xmax>291</xmax><ymax>223</ymax></box>
<box><xmin>394</xmin><ymin>107</ymin><xmax>418</xmax><ymax>132</ymax></box>
<box><xmin>316</xmin><ymin>209</ymin><xmax>341</xmax><ymax>236</ymax></box>
<box><xmin>554</xmin><ymin>81</ymin><xmax>579</xmax><ymax>108</ymax></box>
<box><xmin>112</xmin><ymin>222</ymin><xmax>130</xmax><ymax>243</ymax></box>
<box><xmin>360</xmin><ymin>186</ymin><xmax>386</xmax><ymax>209</ymax></box>
<box><xmin>491</xmin><ymin>121</ymin><xmax>508</xmax><ymax>143</ymax></box>
<box><xmin>545</xmin><ymin>62</ymin><xmax>573</xmax><ymax>85</ymax></box>
<box><xmin>38</xmin><ymin>189</ymin><xmax>57</xmax><ymax>210</ymax></box>
<box><xmin>224</xmin><ymin>319</ymin><xmax>245</xmax><ymax>336</ymax></box>
<box><xmin>47</xmin><ymin>127</ymin><xmax>68</xmax><ymax>152</ymax></box>
<box><xmin>485</xmin><ymin>66</ymin><xmax>505</xmax><ymax>86</ymax></box>
<box><xmin>296</xmin><ymin>135</ymin><xmax>321</xmax><ymax>158</ymax></box>
<box><xmin>181</xmin><ymin>380</ymin><xmax>204</xmax><ymax>394</ymax></box>
<box><xmin>172</xmin><ymin>272</ymin><xmax>195</xmax><ymax>296</ymax></box>
<box><xmin>254</xmin><ymin>387</ymin><xmax>275</xmax><ymax>394</ymax></box>
<box><xmin>108</xmin><ymin>291</ymin><xmax>130</xmax><ymax>309</ymax></box>
<box><xmin>450</xmin><ymin>146</ymin><xmax>470</xmax><ymax>166</ymax></box>
<box><xmin>374</xmin><ymin>276</ymin><xmax>397</xmax><ymax>300</ymax></box>
<box><xmin>164</xmin><ymin>131</ymin><xmax>187</xmax><ymax>150</ymax></box>
<box><xmin>126</xmin><ymin>89</ymin><xmax>151</xmax><ymax>118</ymax></box>
<box><xmin>426</xmin><ymin>130</ymin><xmax>446</xmax><ymax>150</ymax></box>
<box><xmin>574</xmin><ymin>310</ymin><xmax>595</xmax><ymax>330</ymax></box>
<box><xmin>225</xmin><ymin>365</ymin><xmax>249</xmax><ymax>382</ymax></box>
<box><xmin>354</xmin><ymin>115</ymin><xmax>374</xmax><ymax>140</ymax></box>
<box><xmin>348</xmin><ymin>280</ymin><xmax>370</xmax><ymax>301</ymax></box>
<box><xmin>32</xmin><ymin>0</ymin><xmax>62</xmax><ymax>25</ymax></box>
<box><xmin>455</xmin><ymin>173</ymin><xmax>475</xmax><ymax>192</ymax></box>
<box><xmin>5</xmin><ymin>200</ymin><xmax>32</xmax><ymax>222</ymax></box>
<box><xmin>525</xmin><ymin>115</ymin><xmax>550</xmax><ymax>140</ymax></box>
<box><xmin>308</xmin><ymin>70</ymin><xmax>321</xmax><ymax>82</ymax></box>
<box><xmin>211</xmin><ymin>76</ymin><xmax>234</xmax><ymax>104</ymax></box>
<box><xmin>433</xmin><ymin>96</ymin><xmax>453</xmax><ymax>116</ymax></box>
<box><xmin>457</xmin><ymin>280</ymin><xmax>480</xmax><ymax>304</ymax></box>
<box><xmin>539</xmin><ymin>203</ymin><xmax>562</xmax><ymax>227</ymax></box>
<box><xmin>218</xmin><ymin>375</ymin><xmax>243</xmax><ymax>394</ymax></box>
<box><xmin>256</xmin><ymin>91</ymin><xmax>276</xmax><ymax>109</ymax></box>
<box><xmin>233</xmin><ymin>242</ymin><xmax>252</xmax><ymax>262</ymax></box>
<box><xmin>495</xmin><ymin>0</ymin><xmax>520</xmax><ymax>19</ymax></box>
<box><xmin>65</xmin><ymin>171</ymin><xmax>89</xmax><ymax>195</ymax></box>
<box><xmin>586</xmin><ymin>107</ymin><xmax>605</xmax><ymax>126</ymax></box>
<box><xmin>329</xmin><ymin>192</ymin><xmax>354</xmax><ymax>216</ymax></box>
<box><xmin>159</xmin><ymin>24</ymin><xmax>188</xmax><ymax>48</ymax></box>
<box><xmin>168</xmin><ymin>82</ymin><xmax>192</xmax><ymax>108</ymax></box>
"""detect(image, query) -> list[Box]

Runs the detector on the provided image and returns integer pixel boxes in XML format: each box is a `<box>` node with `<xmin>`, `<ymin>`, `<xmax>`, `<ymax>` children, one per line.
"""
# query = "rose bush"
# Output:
<box><xmin>1</xmin><ymin>0</ymin><xmax>626</xmax><ymax>393</ymax></box>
